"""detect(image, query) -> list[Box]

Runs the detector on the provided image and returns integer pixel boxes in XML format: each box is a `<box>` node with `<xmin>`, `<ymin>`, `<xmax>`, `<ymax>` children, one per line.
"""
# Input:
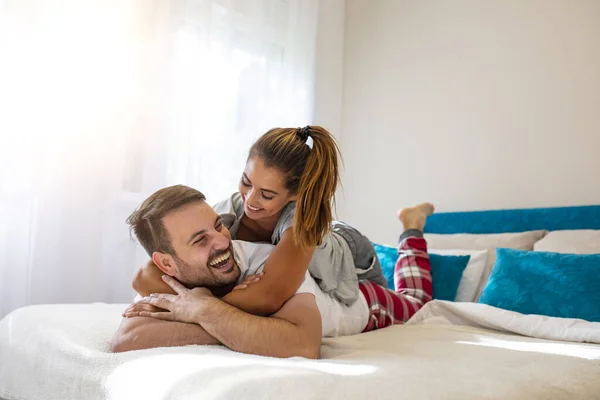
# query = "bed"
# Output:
<box><xmin>1</xmin><ymin>205</ymin><xmax>600</xmax><ymax>400</ymax></box>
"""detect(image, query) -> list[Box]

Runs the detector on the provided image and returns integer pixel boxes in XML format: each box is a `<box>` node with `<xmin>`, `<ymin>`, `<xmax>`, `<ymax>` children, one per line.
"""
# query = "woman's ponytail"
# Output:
<box><xmin>249</xmin><ymin>125</ymin><xmax>342</xmax><ymax>248</ymax></box>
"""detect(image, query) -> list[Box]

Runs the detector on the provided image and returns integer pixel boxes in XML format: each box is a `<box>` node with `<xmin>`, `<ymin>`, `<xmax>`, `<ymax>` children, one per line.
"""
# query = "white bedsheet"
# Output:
<box><xmin>407</xmin><ymin>300</ymin><xmax>600</xmax><ymax>344</ymax></box>
<box><xmin>1</xmin><ymin>301</ymin><xmax>599</xmax><ymax>400</ymax></box>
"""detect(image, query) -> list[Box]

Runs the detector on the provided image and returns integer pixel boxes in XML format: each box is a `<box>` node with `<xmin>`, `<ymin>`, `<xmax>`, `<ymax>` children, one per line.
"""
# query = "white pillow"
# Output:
<box><xmin>425</xmin><ymin>230</ymin><xmax>547</xmax><ymax>251</ymax></box>
<box><xmin>429</xmin><ymin>249</ymin><xmax>489</xmax><ymax>302</ymax></box>
<box><xmin>426</xmin><ymin>230</ymin><xmax>548</xmax><ymax>300</ymax></box>
<box><xmin>534</xmin><ymin>230</ymin><xmax>600</xmax><ymax>254</ymax></box>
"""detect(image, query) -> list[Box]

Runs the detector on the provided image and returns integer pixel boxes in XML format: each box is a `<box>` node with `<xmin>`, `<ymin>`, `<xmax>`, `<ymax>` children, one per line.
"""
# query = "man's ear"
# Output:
<box><xmin>152</xmin><ymin>251</ymin><xmax>177</xmax><ymax>276</ymax></box>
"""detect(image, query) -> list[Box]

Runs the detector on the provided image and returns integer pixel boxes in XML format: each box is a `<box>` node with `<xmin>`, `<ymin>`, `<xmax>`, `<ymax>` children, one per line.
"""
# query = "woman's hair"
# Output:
<box><xmin>249</xmin><ymin>125</ymin><xmax>341</xmax><ymax>249</ymax></box>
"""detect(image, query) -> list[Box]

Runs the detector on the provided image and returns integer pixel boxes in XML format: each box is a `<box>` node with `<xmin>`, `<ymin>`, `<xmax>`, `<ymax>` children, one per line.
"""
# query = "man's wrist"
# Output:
<box><xmin>195</xmin><ymin>295</ymin><xmax>222</xmax><ymax>323</ymax></box>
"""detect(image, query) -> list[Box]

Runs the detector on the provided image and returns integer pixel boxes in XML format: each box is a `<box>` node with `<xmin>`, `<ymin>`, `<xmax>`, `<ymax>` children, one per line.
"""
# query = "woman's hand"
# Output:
<box><xmin>124</xmin><ymin>275</ymin><xmax>214</xmax><ymax>324</ymax></box>
<box><xmin>232</xmin><ymin>272</ymin><xmax>264</xmax><ymax>291</ymax></box>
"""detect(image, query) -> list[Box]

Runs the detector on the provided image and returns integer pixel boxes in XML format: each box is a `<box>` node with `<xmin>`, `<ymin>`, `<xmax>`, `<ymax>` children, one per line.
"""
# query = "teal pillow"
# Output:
<box><xmin>372</xmin><ymin>243</ymin><xmax>402</xmax><ymax>291</ymax></box>
<box><xmin>372</xmin><ymin>243</ymin><xmax>469</xmax><ymax>301</ymax></box>
<box><xmin>479</xmin><ymin>248</ymin><xmax>600</xmax><ymax>322</ymax></box>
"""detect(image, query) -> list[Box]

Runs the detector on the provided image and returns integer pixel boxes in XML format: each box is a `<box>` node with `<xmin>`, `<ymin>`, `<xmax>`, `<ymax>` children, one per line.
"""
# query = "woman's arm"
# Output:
<box><xmin>132</xmin><ymin>229</ymin><xmax>314</xmax><ymax>316</ymax></box>
<box><xmin>132</xmin><ymin>260</ymin><xmax>176</xmax><ymax>297</ymax></box>
<box><xmin>221</xmin><ymin>229</ymin><xmax>314</xmax><ymax>315</ymax></box>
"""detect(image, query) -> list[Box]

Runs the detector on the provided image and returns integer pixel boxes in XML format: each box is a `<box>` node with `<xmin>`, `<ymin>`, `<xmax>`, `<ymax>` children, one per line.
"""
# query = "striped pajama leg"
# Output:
<box><xmin>359</xmin><ymin>236</ymin><xmax>433</xmax><ymax>332</ymax></box>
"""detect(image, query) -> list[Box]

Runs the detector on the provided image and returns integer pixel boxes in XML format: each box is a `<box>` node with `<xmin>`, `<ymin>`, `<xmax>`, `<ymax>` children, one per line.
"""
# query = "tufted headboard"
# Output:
<box><xmin>423</xmin><ymin>205</ymin><xmax>600</xmax><ymax>234</ymax></box>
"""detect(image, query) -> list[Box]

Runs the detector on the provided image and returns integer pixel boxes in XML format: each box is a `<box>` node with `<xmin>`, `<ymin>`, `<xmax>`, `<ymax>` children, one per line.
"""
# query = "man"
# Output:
<box><xmin>110</xmin><ymin>185</ymin><xmax>433</xmax><ymax>358</ymax></box>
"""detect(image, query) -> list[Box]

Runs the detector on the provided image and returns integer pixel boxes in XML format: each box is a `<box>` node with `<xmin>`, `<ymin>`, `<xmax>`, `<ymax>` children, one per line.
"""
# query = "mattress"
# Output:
<box><xmin>1</xmin><ymin>301</ymin><xmax>599</xmax><ymax>400</ymax></box>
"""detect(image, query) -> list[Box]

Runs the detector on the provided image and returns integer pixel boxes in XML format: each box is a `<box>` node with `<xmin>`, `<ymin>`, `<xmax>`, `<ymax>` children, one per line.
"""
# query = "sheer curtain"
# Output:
<box><xmin>0</xmin><ymin>0</ymin><xmax>319</xmax><ymax>318</ymax></box>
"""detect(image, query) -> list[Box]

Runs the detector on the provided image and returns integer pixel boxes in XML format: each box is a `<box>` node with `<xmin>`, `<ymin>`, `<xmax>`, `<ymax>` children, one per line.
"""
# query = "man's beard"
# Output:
<box><xmin>172</xmin><ymin>254</ymin><xmax>238</xmax><ymax>297</ymax></box>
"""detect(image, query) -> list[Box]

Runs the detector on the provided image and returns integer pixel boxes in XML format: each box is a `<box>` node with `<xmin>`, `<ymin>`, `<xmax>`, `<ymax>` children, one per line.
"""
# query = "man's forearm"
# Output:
<box><xmin>110</xmin><ymin>317</ymin><xmax>219</xmax><ymax>352</ymax></box>
<box><xmin>195</xmin><ymin>297</ymin><xmax>317</xmax><ymax>358</ymax></box>
<box><xmin>220</xmin><ymin>287</ymin><xmax>280</xmax><ymax>316</ymax></box>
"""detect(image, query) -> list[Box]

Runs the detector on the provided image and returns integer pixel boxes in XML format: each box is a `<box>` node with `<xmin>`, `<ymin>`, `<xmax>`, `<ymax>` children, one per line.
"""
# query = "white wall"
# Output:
<box><xmin>313</xmin><ymin>0</ymin><xmax>346</xmax><ymax>139</ymax></box>
<box><xmin>337</xmin><ymin>0</ymin><xmax>600</xmax><ymax>244</ymax></box>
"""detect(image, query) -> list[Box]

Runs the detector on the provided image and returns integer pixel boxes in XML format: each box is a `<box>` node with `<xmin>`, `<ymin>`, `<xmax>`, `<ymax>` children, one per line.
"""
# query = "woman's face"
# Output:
<box><xmin>239</xmin><ymin>156</ymin><xmax>296</xmax><ymax>222</ymax></box>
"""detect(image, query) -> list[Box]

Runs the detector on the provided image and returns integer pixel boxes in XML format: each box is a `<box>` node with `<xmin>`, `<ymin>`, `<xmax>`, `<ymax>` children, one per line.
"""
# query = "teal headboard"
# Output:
<box><xmin>424</xmin><ymin>205</ymin><xmax>600</xmax><ymax>234</ymax></box>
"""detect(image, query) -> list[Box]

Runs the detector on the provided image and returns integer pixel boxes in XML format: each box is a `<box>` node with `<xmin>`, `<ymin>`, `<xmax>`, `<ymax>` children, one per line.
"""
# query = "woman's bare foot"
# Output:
<box><xmin>397</xmin><ymin>203</ymin><xmax>435</xmax><ymax>232</ymax></box>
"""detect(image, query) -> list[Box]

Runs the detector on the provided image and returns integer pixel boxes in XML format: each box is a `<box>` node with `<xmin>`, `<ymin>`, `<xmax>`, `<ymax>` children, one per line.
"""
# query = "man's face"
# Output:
<box><xmin>160</xmin><ymin>200</ymin><xmax>240</xmax><ymax>289</ymax></box>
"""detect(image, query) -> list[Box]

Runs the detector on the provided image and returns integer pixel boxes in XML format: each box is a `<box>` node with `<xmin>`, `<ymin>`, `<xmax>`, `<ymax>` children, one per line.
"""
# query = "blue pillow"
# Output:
<box><xmin>478</xmin><ymin>248</ymin><xmax>600</xmax><ymax>322</ymax></box>
<box><xmin>372</xmin><ymin>243</ymin><xmax>470</xmax><ymax>301</ymax></box>
<box><xmin>372</xmin><ymin>243</ymin><xmax>402</xmax><ymax>290</ymax></box>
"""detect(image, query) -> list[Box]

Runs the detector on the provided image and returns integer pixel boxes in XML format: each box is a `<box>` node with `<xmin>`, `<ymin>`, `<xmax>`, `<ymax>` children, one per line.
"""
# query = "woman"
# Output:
<box><xmin>133</xmin><ymin>126</ymin><xmax>388</xmax><ymax>315</ymax></box>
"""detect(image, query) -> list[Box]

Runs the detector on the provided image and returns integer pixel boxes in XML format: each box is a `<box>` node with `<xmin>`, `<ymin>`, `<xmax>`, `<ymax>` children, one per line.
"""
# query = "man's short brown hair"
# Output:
<box><xmin>126</xmin><ymin>185</ymin><xmax>206</xmax><ymax>256</ymax></box>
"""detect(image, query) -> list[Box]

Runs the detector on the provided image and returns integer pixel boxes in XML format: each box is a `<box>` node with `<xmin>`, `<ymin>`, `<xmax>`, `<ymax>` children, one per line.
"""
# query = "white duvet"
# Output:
<box><xmin>1</xmin><ymin>301</ymin><xmax>599</xmax><ymax>400</ymax></box>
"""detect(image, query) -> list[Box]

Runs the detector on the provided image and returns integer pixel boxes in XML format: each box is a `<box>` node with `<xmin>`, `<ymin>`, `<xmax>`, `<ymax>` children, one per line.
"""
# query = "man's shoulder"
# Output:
<box><xmin>232</xmin><ymin>240</ymin><xmax>274</xmax><ymax>256</ymax></box>
<box><xmin>232</xmin><ymin>240</ymin><xmax>274</xmax><ymax>275</ymax></box>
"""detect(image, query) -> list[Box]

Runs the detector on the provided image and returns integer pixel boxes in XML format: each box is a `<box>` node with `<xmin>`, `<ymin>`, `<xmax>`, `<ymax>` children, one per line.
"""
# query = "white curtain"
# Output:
<box><xmin>0</xmin><ymin>0</ymin><xmax>319</xmax><ymax>318</ymax></box>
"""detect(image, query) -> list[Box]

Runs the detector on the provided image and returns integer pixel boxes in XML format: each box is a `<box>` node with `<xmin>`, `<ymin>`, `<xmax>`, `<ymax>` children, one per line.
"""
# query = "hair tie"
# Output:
<box><xmin>296</xmin><ymin>126</ymin><xmax>311</xmax><ymax>143</ymax></box>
